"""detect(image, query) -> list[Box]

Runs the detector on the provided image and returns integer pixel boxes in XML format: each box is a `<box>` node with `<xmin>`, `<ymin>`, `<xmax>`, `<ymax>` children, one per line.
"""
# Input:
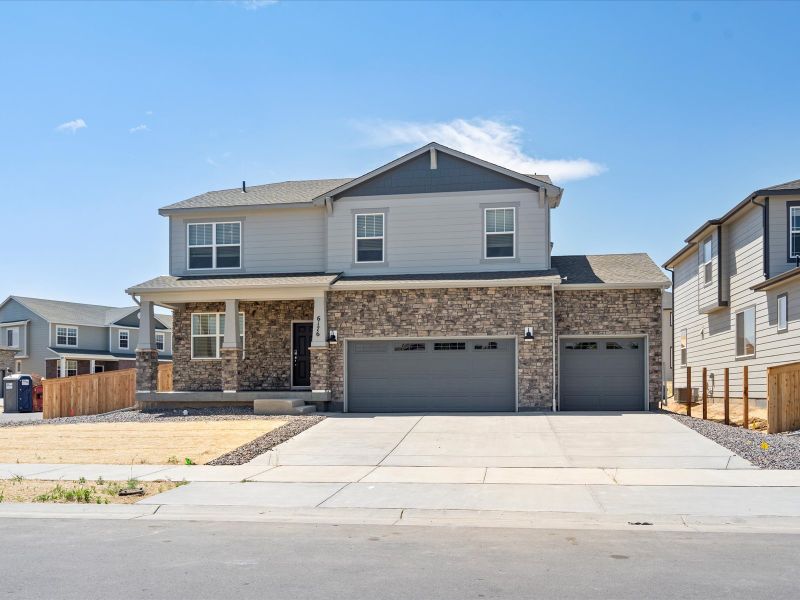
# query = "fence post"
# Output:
<box><xmin>686</xmin><ymin>366</ymin><xmax>692</xmax><ymax>417</ymax></box>
<box><xmin>702</xmin><ymin>368</ymin><xmax>707</xmax><ymax>420</ymax></box>
<box><xmin>724</xmin><ymin>367</ymin><xmax>730</xmax><ymax>425</ymax></box>
<box><xmin>743</xmin><ymin>365</ymin><xmax>749</xmax><ymax>429</ymax></box>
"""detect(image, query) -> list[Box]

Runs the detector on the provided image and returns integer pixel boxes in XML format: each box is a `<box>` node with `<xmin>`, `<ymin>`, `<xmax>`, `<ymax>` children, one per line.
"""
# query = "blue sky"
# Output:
<box><xmin>1</xmin><ymin>1</ymin><xmax>799</xmax><ymax>306</ymax></box>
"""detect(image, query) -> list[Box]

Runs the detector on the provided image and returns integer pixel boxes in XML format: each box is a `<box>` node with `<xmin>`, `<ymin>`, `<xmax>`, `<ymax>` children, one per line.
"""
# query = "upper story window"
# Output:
<box><xmin>188</xmin><ymin>222</ymin><xmax>241</xmax><ymax>270</ymax></box>
<box><xmin>56</xmin><ymin>325</ymin><xmax>78</xmax><ymax>347</ymax></box>
<box><xmin>700</xmin><ymin>235</ymin><xmax>713</xmax><ymax>285</ymax></box>
<box><xmin>735</xmin><ymin>307</ymin><xmax>756</xmax><ymax>357</ymax></box>
<box><xmin>789</xmin><ymin>205</ymin><xmax>800</xmax><ymax>260</ymax></box>
<box><xmin>5</xmin><ymin>327</ymin><xmax>19</xmax><ymax>349</ymax></box>
<box><xmin>118</xmin><ymin>330</ymin><xmax>130</xmax><ymax>349</ymax></box>
<box><xmin>484</xmin><ymin>208</ymin><xmax>515</xmax><ymax>259</ymax></box>
<box><xmin>778</xmin><ymin>293</ymin><xmax>788</xmax><ymax>333</ymax></box>
<box><xmin>191</xmin><ymin>312</ymin><xmax>245</xmax><ymax>359</ymax></box>
<box><xmin>680</xmin><ymin>329</ymin><xmax>687</xmax><ymax>366</ymax></box>
<box><xmin>156</xmin><ymin>332</ymin><xmax>165</xmax><ymax>351</ymax></box>
<box><xmin>355</xmin><ymin>213</ymin><xmax>384</xmax><ymax>263</ymax></box>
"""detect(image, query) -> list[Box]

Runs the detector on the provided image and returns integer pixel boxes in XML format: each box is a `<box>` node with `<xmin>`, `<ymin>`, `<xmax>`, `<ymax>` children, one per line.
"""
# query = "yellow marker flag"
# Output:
<box><xmin>760</xmin><ymin>441</ymin><xmax>769</xmax><ymax>450</ymax></box>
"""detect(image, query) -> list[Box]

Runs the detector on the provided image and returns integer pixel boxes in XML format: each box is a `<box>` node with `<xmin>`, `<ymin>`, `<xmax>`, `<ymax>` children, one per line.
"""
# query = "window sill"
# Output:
<box><xmin>735</xmin><ymin>354</ymin><xmax>756</xmax><ymax>360</ymax></box>
<box><xmin>480</xmin><ymin>257</ymin><xmax>519</xmax><ymax>264</ymax></box>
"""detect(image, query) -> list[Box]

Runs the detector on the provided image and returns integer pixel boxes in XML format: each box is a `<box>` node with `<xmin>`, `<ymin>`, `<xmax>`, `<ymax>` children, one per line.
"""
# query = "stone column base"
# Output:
<box><xmin>135</xmin><ymin>349</ymin><xmax>159</xmax><ymax>392</ymax></box>
<box><xmin>309</xmin><ymin>345</ymin><xmax>330</xmax><ymax>401</ymax></box>
<box><xmin>220</xmin><ymin>347</ymin><xmax>243</xmax><ymax>392</ymax></box>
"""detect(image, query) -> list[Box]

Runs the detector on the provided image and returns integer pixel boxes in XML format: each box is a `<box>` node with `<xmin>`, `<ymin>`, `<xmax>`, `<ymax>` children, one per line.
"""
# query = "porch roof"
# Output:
<box><xmin>46</xmin><ymin>348</ymin><xmax>173</xmax><ymax>361</ymax></box>
<box><xmin>126</xmin><ymin>273</ymin><xmax>340</xmax><ymax>294</ymax></box>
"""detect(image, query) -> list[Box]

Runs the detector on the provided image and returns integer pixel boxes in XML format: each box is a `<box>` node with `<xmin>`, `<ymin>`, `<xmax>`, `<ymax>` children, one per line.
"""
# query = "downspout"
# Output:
<box><xmin>751</xmin><ymin>195</ymin><xmax>768</xmax><ymax>280</ymax></box>
<box><xmin>551</xmin><ymin>283</ymin><xmax>557</xmax><ymax>412</ymax></box>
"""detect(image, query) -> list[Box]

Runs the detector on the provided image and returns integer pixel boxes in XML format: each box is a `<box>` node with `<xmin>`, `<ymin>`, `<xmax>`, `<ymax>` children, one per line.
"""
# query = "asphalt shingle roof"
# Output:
<box><xmin>764</xmin><ymin>179</ymin><xmax>800</xmax><ymax>192</ymax></box>
<box><xmin>126</xmin><ymin>273</ymin><xmax>340</xmax><ymax>293</ymax></box>
<box><xmin>551</xmin><ymin>254</ymin><xmax>669</xmax><ymax>286</ymax></box>
<box><xmin>160</xmin><ymin>179</ymin><xmax>353</xmax><ymax>211</ymax></box>
<box><xmin>8</xmin><ymin>296</ymin><xmax>171</xmax><ymax>329</ymax></box>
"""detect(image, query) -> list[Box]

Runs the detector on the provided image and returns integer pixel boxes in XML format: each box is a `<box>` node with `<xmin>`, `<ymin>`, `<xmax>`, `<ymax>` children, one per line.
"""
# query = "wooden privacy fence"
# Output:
<box><xmin>767</xmin><ymin>361</ymin><xmax>800</xmax><ymax>434</ymax></box>
<box><xmin>43</xmin><ymin>369</ymin><xmax>136</xmax><ymax>419</ymax></box>
<box><xmin>42</xmin><ymin>363</ymin><xmax>174</xmax><ymax>419</ymax></box>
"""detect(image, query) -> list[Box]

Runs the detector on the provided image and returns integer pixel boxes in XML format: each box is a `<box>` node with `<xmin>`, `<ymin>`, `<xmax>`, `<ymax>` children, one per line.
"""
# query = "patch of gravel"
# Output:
<box><xmin>207</xmin><ymin>415</ymin><xmax>325</xmax><ymax>465</ymax></box>
<box><xmin>667</xmin><ymin>411</ymin><xmax>800</xmax><ymax>469</ymax></box>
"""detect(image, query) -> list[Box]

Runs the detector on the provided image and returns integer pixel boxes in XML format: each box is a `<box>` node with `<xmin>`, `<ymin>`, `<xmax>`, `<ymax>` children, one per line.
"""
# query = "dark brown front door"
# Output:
<box><xmin>292</xmin><ymin>322</ymin><xmax>312</xmax><ymax>387</ymax></box>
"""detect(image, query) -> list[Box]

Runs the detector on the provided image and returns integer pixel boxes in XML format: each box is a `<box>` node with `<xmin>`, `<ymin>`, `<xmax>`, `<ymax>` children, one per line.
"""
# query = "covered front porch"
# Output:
<box><xmin>127</xmin><ymin>274</ymin><xmax>338</xmax><ymax>409</ymax></box>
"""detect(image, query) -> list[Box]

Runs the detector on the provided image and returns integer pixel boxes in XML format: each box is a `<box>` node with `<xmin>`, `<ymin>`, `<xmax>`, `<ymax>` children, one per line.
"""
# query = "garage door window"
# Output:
<box><xmin>474</xmin><ymin>341</ymin><xmax>498</xmax><ymax>351</ymax></box>
<box><xmin>565</xmin><ymin>341</ymin><xmax>597</xmax><ymax>350</ymax></box>
<box><xmin>395</xmin><ymin>343</ymin><xmax>425</xmax><ymax>352</ymax></box>
<box><xmin>434</xmin><ymin>342</ymin><xmax>466</xmax><ymax>351</ymax></box>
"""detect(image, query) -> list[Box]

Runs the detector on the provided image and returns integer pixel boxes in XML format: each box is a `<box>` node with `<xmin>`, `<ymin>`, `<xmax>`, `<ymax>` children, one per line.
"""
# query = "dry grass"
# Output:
<box><xmin>0</xmin><ymin>420</ymin><xmax>286</xmax><ymax>465</ymax></box>
<box><xmin>664</xmin><ymin>397</ymin><xmax>768</xmax><ymax>431</ymax></box>
<box><xmin>0</xmin><ymin>478</ymin><xmax>180</xmax><ymax>504</ymax></box>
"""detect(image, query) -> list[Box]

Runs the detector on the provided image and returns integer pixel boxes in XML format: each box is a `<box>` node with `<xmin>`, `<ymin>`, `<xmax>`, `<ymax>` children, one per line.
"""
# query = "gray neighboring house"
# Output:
<box><xmin>0</xmin><ymin>296</ymin><xmax>172</xmax><ymax>391</ymax></box>
<box><xmin>664</xmin><ymin>179</ymin><xmax>800</xmax><ymax>406</ymax></box>
<box><xmin>128</xmin><ymin>142</ymin><xmax>668</xmax><ymax>412</ymax></box>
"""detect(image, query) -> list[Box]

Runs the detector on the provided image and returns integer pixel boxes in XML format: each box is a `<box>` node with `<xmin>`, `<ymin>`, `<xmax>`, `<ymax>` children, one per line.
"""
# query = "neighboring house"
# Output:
<box><xmin>127</xmin><ymin>142</ymin><xmax>668</xmax><ymax>412</ymax></box>
<box><xmin>662</xmin><ymin>290</ymin><xmax>673</xmax><ymax>399</ymax></box>
<box><xmin>664</xmin><ymin>179</ymin><xmax>800</xmax><ymax>406</ymax></box>
<box><xmin>0</xmin><ymin>296</ymin><xmax>173</xmax><ymax>387</ymax></box>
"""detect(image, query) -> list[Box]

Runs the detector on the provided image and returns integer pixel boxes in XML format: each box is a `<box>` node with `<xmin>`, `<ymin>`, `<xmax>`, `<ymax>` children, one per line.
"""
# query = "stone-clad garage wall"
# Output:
<box><xmin>555</xmin><ymin>288</ymin><xmax>662</xmax><ymax>408</ymax></box>
<box><xmin>172</xmin><ymin>300</ymin><xmax>313</xmax><ymax>391</ymax></box>
<box><xmin>326</xmin><ymin>286</ymin><xmax>554</xmax><ymax>409</ymax></box>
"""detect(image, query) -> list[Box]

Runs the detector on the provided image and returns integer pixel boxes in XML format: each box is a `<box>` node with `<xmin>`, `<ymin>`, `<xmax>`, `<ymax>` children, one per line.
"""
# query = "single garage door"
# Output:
<box><xmin>347</xmin><ymin>338</ymin><xmax>516</xmax><ymax>412</ymax></box>
<box><xmin>559</xmin><ymin>337</ymin><xmax>645</xmax><ymax>411</ymax></box>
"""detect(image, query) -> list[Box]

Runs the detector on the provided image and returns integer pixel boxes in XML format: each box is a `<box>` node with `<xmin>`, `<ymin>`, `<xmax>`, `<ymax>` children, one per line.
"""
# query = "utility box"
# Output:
<box><xmin>2</xmin><ymin>374</ymin><xmax>33</xmax><ymax>413</ymax></box>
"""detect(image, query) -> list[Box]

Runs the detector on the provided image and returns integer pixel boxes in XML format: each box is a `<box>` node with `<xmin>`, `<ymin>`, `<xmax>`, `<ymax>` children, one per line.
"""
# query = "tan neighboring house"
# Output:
<box><xmin>664</xmin><ymin>178</ymin><xmax>800</xmax><ymax>406</ymax></box>
<box><xmin>127</xmin><ymin>142</ymin><xmax>668</xmax><ymax>413</ymax></box>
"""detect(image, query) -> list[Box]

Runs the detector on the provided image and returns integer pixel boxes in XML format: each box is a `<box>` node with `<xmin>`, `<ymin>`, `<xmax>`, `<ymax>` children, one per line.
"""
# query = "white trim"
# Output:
<box><xmin>483</xmin><ymin>207</ymin><xmax>516</xmax><ymax>260</ymax></box>
<box><xmin>735</xmin><ymin>306</ymin><xmax>757</xmax><ymax>358</ymax></box>
<box><xmin>557</xmin><ymin>334</ymin><xmax>649</xmax><ymax>411</ymax></box>
<box><xmin>156</xmin><ymin>332</ymin><xmax>165</xmax><ymax>351</ymax></box>
<box><xmin>190</xmin><ymin>312</ymin><xmax>245</xmax><ymax>360</ymax></box>
<box><xmin>0</xmin><ymin>320</ymin><xmax>29</xmax><ymax>327</ymax></box>
<box><xmin>4</xmin><ymin>326</ymin><xmax>20</xmax><ymax>350</ymax></box>
<box><xmin>778</xmin><ymin>292</ymin><xmax>789</xmax><ymax>333</ymax></box>
<box><xmin>186</xmin><ymin>221</ymin><xmax>242</xmax><ymax>271</ymax></box>
<box><xmin>54</xmin><ymin>324</ymin><xmax>78</xmax><ymax>347</ymax></box>
<box><xmin>342</xmin><ymin>335</ymin><xmax>518</xmax><ymax>413</ymax></box>
<box><xmin>118</xmin><ymin>329</ymin><xmax>130</xmax><ymax>350</ymax></box>
<box><xmin>790</xmin><ymin>206</ymin><xmax>800</xmax><ymax>259</ymax></box>
<box><xmin>290</xmin><ymin>320</ymin><xmax>313</xmax><ymax>390</ymax></box>
<box><xmin>556</xmin><ymin>283</ymin><xmax>669</xmax><ymax>290</ymax></box>
<box><xmin>354</xmin><ymin>212</ymin><xmax>385</xmax><ymax>264</ymax></box>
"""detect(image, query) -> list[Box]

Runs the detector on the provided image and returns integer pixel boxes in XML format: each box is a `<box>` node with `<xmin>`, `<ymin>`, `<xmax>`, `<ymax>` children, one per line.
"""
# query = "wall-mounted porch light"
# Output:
<box><xmin>523</xmin><ymin>326</ymin><xmax>534</xmax><ymax>342</ymax></box>
<box><xmin>328</xmin><ymin>330</ymin><xmax>338</xmax><ymax>344</ymax></box>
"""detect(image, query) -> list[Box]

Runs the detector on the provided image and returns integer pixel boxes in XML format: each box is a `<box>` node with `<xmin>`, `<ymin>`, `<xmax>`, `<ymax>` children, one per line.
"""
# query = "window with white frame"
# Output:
<box><xmin>484</xmin><ymin>208</ymin><xmax>515</xmax><ymax>258</ymax></box>
<box><xmin>58</xmin><ymin>359</ymin><xmax>78</xmax><ymax>377</ymax></box>
<box><xmin>191</xmin><ymin>312</ymin><xmax>245</xmax><ymax>359</ymax></box>
<box><xmin>355</xmin><ymin>213</ymin><xmax>384</xmax><ymax>263</ymax></box>
<box><xmin>94</xmin><ymin>363</ymin><xmax>104</xmax><ymax>373</ymax></box>
<box><xmin>790</xmin><ymin>205</ymin><xmax>800</xmax><ymax>260</ymax></box>
<box><xmin>156</xmin><ymin>332</ymin><xmax>165</xmax><ymax>351</ymax></box>
<box><xmin>56</xmin><ymin>326</ymin><xmax>78</xmax><ymax>347</ymax></box>
<box><xmin>118</xmin><ymin>330</ymin><xmax>130</xmax><ymax>349</ymax></box>
<box><xmin>778</xmin><ymin>293</ymin><xmax>788</xmax><ymax>333</ymax></box>
<box><xmin>6</xmin><ymin>327</ymin><xmax>19</xmax><ymax>349</ymax></box>
<box><xmin>701</xmin><ymin>235</ymin><xmax>713</xmax><ymax>285</ymax></box>
<box><xmin>188</xmin><ymin>222</ymin><xmax>241</xmax><ymax>270</ymax></box>
<box><xmin>736</xmin><ymin>307</ymin><xmax>756</xmax><ymax>357</ymax></box>
<box><xmin>680</xmin><ymin>329</ymin><xmax>687</xmax><ymax>366</ymax></box>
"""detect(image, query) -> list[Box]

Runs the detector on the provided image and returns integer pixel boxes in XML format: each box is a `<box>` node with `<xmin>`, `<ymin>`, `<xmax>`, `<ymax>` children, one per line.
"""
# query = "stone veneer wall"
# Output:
<box><xmin>172</xmin><ymin>300</ymin><xmax>313</xmax><ymax>392</ymax></box>
<box><xmin>0</xmin><ymin>349</ymin><xmax>14</xmax><ymax>373</ymax></box>
<box><xmin>554</xmin><ymin>288</ymin><xmax>663</xmax><ymax>407</ymax></box>
<box><xmin>326</xmin><ymin>287</ymin><xmax>554</xmax><ymax>409</ymax></box>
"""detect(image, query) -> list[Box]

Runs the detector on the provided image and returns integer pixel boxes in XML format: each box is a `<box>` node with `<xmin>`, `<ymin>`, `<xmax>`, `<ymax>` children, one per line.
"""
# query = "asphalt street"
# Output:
<box><xmin>0</xmin><ymin>518</ymin><xmax>797</xmax><ymax>599</ymax></box>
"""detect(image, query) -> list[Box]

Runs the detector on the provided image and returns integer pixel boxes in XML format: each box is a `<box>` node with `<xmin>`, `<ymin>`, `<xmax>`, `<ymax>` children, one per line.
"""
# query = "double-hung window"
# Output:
<box><xmin>188</xmin><ymin>222</ymin><xmax>241</xmax><ymax>270</ymax></box>
<box><xmin>355</xmin><ymin>213</ymin><xmax>384</xmax><ymax>263</ymax></box>
<box><xmin>701</xmin><ymin>235</ymin><xmax>713</xmax><ymax>285</ymax></box>
<box><xmin>56</xmin><ymin>326</ymin><xmax>78</xmax><ymax>347</ymax></box>
<box><xmin>5</xmin><ymin>327</ymin><xmax>19</xmax><ymax>349</ymax></box>
<box><xmin>790</xmin><ymin>205</ymin><xmax>800</xmax><ymax>260</ymax></box>
<box><xmin>118</xmin><ymin>330</ymin><xmax>130</xmax><ymax>349</ymax></box>
<box><xmin>58</xmin><ymin>359</ymin><xmax>78</xmax><ymax>378</ymax></box>
<box><xmin>156</xmin><ymin>332</ymin><xmax>165</xmax><ymax>351</ymax></box>
<box><xmin>191</xmin><ymin>313</ymin><xmax>245</xmax><ymax>359</ymax></box>
<box><xmin>735</xmin><ymin>307</ymin><xmax>756</xmax><ymax>357</ymax></box>
<box><xmin>485</xmin><ymin>208</ymin><xmax>515</xmax><ymax>258</ymax></box>
<box><xmin>778</xmin><ymin>293</ymin><xmax>788</xmax><ymax>333</ymax></box>
<box><xmin>680</xmin><ymin>329</ymin><xmax>687</xmax><ymax>366</ymax></box>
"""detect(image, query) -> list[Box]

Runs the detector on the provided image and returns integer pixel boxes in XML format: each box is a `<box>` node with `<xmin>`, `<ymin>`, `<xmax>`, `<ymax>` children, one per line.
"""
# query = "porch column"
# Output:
<box><xmin>90</xmin><ymin>359</ymin><xmax>96</xmax><ymax>374</ymax></box>
<box><xmin>220</xmin><ymin>299</ymin><xmax>242</xmax><ymax>393</ymax></box>
<box><xmin>59</xmin><ymin>357</ymin><xmax>67</xmax><ymax>378</ymax></box>
<box><xmin>309</xmin><ymin>293</ymin><xmax>330</xmax><ymax>403</ymax></box>
<box><xmin>135</xmin><ymin>299</ymin><xmax>159</xmax><ymax>393</ymax></box>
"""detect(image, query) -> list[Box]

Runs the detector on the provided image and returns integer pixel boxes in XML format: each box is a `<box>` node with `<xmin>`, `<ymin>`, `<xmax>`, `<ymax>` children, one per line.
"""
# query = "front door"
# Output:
<box><xmin>292</xmin><ymin>322</ymin><xmax>312</xmax><ymax>387</ymax></box>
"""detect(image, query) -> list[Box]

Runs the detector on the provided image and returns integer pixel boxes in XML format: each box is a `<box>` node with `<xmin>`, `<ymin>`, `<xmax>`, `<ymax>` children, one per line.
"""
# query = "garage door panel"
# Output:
<box><xmin>347</xmin><ymin>338</ymin><xmax>516</xmax><ymax>412</ymax></box>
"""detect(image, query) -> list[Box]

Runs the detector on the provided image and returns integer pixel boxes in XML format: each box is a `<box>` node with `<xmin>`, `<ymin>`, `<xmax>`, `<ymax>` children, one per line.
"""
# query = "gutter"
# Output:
<box><xmin>664</xmin><ymin>266</ymin><xmax>675</xmax><ymax>405</ymax></box>
<box><xmin>751</xmin><ymin>195</ymin><xmax>768</xmax><ymax>279</ymax></box>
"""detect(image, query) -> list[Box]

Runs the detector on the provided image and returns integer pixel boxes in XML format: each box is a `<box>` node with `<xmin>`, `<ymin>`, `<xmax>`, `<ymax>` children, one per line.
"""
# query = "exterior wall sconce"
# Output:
<box><xmin>328</xmin><ymin>330</ymin><xmax>338</xmax><ymax>344</ymax></box>
<box><xmin>523</xmin><ymin>326</ymin><xmax>534</xmax><ymax>341</ymax></box>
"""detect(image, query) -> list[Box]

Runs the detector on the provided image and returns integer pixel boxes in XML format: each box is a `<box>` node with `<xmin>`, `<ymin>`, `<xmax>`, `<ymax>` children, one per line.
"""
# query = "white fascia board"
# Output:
<box><xmin>557</xmin><ymin>282</ymin><xmax>671</xmax><ymax>290</ymax></box>
<box><xmin>332</xmin><ymin>278</ymin><xmax>562</xmax><ymax>291</ymax></box>
<box><xmin>158</xmin><ymin>202</ymin><xmax>318</xmax><ymax>217</ymax></box>
<box><xmin>0</xmin><ymin>320</ymin><xmax>30</xmax><ymax>327</ymax></box>
<box><xmin>136</xmin><ymin>285</ymin><xmax>331</xmax><ymax>304</ymax></box>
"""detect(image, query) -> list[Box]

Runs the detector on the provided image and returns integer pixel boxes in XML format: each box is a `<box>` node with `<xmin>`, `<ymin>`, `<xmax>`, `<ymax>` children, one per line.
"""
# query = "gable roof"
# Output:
<box><xmin>0</xmin><ymin>296</ymin><xmax>171</xmax><ymax>329</ymax></box>
<box><xmin>159</xmin><ymin>178</ymin><xmax>353</xmax><ymax>213</ymax></box>
<box><xmin>551</xmin><ymin>254</ymin><xmax>670</xmax><ymax>288</ymax></box>
<box><xmin>312</xmin><ymin>142</ymin><xmax>562</xmax><ymax>206</ymax></box>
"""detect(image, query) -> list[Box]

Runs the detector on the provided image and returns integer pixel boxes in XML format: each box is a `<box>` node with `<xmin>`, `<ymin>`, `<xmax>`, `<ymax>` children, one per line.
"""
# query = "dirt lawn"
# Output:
<box><xmin>0</xmin><ymin>420</ymin><xmax>287</xmax><ymax>464</ymax></box>
<box><xmin>664</xmin><ymin>398</ymin><xmax>768</xmax><ymax>431</ymax></box>
<box><xmin>0</xmin><ymin>479</ymin><xmax>179</xmax><ymax>504</ymax></box>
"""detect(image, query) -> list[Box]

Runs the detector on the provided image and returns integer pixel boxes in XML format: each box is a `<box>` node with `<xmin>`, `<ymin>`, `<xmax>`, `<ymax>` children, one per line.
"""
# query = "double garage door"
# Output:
<box><xmin>347</xmin><ymin>338</ymin><xmax>516</xmax><ymax>412</ymax></box>
<box><xmin>559</xmin><ymin>337</ymin><xmax>645</xmax><ymax>411</ymax></box>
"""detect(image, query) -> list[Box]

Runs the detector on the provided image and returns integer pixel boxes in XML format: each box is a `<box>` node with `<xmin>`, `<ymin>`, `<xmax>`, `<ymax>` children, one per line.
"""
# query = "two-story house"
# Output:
<box><xmin>0</xmin><ymin>296</ymin><xmax>173</xmax><ymax>388</ymax></box>
<box><xmin>127</xmin><ymin>142</ymin><xmax>668</xmax><ymax>413</ymax></box>
<box><xmin>664</xmin><ymin>179</ymin><xmax>800</xmax><ymax>407</ymax></box>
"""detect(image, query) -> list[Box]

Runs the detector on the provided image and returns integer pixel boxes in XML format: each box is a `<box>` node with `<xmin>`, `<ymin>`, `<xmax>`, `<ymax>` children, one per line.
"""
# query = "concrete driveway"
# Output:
<box><xmin>252</xmin><ymin>412</ymin><xmax>752</xmax><ymax>470</ymax></box>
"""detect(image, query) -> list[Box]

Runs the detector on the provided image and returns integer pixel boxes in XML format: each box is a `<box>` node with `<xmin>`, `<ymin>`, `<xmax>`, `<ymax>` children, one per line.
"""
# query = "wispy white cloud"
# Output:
<box><xmin>353</xmin><ymin>118</ymin><xmax>605</xmax><ymax>182</ymax></box>
<box><xmin>129</xmin><ymin>124</ymin><xmax>149</xmax><ymax>134</ymax></box>
<box><xmin>55</xmin><ymin>118</ymin><xmax>87</xmax><ymax>134</ymax></box>
<box><xmin>145</xmin><ymin>110</ymin><xmax>153</xmax><ymax>116</ymax></box>
<box><xmin>235</xmin><ymin>0</ymin><xmax>278</xmax><ymax>10</ymax></box>
<box><xmin>206</xmin><ymin>157</ymin><xmax>219</xmax><ymax>167</ymax></box>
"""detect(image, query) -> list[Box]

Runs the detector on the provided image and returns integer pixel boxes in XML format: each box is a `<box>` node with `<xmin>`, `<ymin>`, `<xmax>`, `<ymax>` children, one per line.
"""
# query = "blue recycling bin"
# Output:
<box><xmin>2</xmin><ymin>374</ymin><xmax>33</xmax><ymax>413</ymax></box>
